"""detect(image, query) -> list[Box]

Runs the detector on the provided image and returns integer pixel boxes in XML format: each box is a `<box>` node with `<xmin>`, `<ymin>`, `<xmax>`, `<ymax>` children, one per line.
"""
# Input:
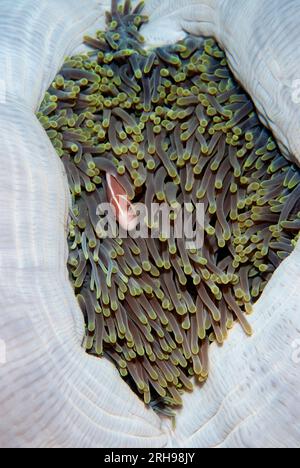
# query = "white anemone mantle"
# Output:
<box><xmin>0</xmin><ymin>0</ymin><xmax>299</xmax><ymax>448</ymax></box>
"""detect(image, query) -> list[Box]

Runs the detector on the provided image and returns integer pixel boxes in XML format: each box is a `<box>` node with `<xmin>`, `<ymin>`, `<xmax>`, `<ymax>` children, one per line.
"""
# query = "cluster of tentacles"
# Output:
<box><xmin>38</xmin><ymin>0</ymin><xmax>300</xmax><ymax>415</ymax></box>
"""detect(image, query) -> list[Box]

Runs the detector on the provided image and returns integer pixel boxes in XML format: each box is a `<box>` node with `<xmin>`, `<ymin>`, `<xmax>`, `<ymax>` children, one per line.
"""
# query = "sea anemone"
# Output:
<box><xmin>37</xmin><ymin>0</ymin><xmax>300</xmax><ymax>415</ymax></box>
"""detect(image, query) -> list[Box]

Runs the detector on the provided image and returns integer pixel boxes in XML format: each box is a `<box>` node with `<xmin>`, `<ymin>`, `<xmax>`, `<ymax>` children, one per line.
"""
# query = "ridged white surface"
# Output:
<box><xmin>0</xmin><ymin>0</ymin><xmax>299</xmax><ymax>448</ymax></box>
